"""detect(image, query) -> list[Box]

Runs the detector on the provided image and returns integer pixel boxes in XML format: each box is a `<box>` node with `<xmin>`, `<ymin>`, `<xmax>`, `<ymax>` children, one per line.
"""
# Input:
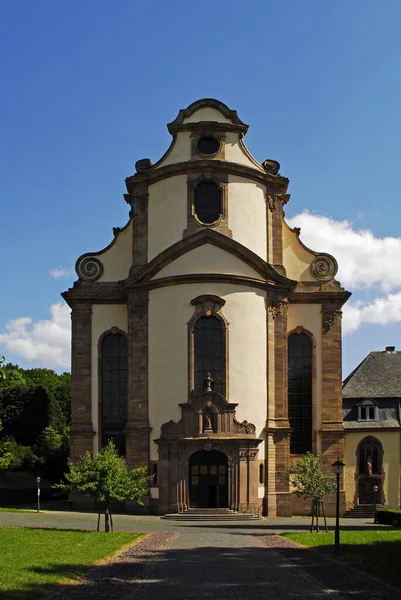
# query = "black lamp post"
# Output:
<box><xmin>332</xmin><ymin>459</ymin><xmax>345</xmax><ymax>555</ymax></box>
<box><xmin>36</xmin><ymin>476</ymin><xmax>41</xmax><ymax>513</ymax></box>
<box><xmin>373</xmin><ymin>484</ymin><xmax>378</xmax><ymax>524</ymax></box>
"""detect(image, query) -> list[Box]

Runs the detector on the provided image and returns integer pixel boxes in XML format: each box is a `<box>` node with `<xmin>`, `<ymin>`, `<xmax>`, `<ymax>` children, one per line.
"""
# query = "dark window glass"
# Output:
<box><xmin>259</xmin><ymin>464</ymin><xmax>264</xmax><ymax>484</ymax></box>
<box><xmin>102</xmin><ymin>333</ymin><xmax>127</xmax><ymax>455</ymax></box>
<box><xmin>197</xmin><ymin>136</ymin><xmax>220</xmax><ymax>155</ymax></box>
<box><xmin>194</xmin><ymin>181</ymin><xmax>222</xmax><ymax>224</ymax></box>
<box><xmin>288</xmin><ymin>333</ymin><xmax>312</xmax><ymax>454</ymax></box>
<box><xmin>368</xmin><ymin>406</ymin><xmax>376</xmax><ymax>420</ymax></box>
<box><xmin>358</xmin><ymin>437</ymin><xmax>381</xmax><ymax>474</ymax></box>
<box><xmin>194</xmin><ymin>316</ymin><xmax>225</xmax><ymax>396</ymax></box>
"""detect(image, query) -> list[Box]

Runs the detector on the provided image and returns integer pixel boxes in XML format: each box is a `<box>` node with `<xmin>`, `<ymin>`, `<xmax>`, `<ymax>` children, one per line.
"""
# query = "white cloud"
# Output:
<box><xmin>286</xmin><ymin>211</ymin><xmax>401</xmax><ymax>292</ymax></box>
<box><xmin>49</xmin><ymin>267</ymin><xmax>72</xmax><ymax>279</ymax></box>
<box><xmin>0</xmin><ymin>303</ymin><xmax>71</xmax><ymax>369</ymax></box>
<box><xmin>286</xmin><ymin>211</ymin><xmax>401</xmax><ymax>335</ymax></box>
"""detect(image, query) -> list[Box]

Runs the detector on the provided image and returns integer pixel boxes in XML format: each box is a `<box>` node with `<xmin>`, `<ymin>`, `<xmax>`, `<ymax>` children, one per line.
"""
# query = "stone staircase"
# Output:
<box><xmin>161</xmin><ymin>508</ymin><xmax>261</xmax><ymax>521</ymax></box>
<box><xmin>343</xmin><ymin>504</ymin><xmax>380</xmax><ymax>519</ymax></box>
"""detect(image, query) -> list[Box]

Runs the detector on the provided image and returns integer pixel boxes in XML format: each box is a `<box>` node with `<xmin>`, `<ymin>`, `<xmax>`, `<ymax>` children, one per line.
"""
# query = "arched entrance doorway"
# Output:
<box><xmin>189</xmin><ymin>450</ymin><xmax>228</xmax><ymax>508</ymax></box>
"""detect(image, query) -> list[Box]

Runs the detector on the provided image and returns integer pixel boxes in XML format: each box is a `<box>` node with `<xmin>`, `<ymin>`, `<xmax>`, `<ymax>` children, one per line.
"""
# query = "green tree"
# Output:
<box><xmin>55</xmin><ymin>441</ymin><xmax>150</xmax><ymax>532</ymax></box>
<box><xmin>283</xmin><ymin>452</ymin><xmax>336</xmax><ymax>530</ymax></box>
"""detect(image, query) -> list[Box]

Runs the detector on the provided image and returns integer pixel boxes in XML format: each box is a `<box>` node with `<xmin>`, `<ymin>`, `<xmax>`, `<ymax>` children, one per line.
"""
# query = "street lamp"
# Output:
<box><xmin>36</xmin><ymin>477</ymin><xmax>41</xmax><ymax>513</ymax></box>
<box><xmin>332</xmin><ymin>459</ymin><xmax>345</xmax><ymax>555</ymax></box>
<box><xmin>373</xmin><ymin>484</ymin><xmax>379</xmax><ymax>524</ymax></box>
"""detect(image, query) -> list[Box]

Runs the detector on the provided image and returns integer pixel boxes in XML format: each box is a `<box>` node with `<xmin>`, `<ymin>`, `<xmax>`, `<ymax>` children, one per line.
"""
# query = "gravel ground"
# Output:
<box><xmin>49</xmin><ymin>532</ymin><xmax>174</xmax><ymax>600</ymax></box>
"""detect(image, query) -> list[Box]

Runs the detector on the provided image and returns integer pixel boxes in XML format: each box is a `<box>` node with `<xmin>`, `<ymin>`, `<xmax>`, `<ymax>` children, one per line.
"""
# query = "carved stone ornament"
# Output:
<box><xmin>322</xmin><ymin>310</ymin><xmax>341</xmax><ymax>334</ymax></box>
<box><xmin>267</xmin><ymin>194</ymin><xmax>290</xmax><ymax>213</ymax></box>
<box><xmin>267</xmin><ymin>298</ymin><xmax>288</xmax><ymax>320</ymax></box>
<box><xmin>311</xmin><ymin>254</ymin><xmax>338</xmax><ymax>281</ymax></box>
<box><xmin>76</xmin><ymin>256</ymin><xmax>103</xmax><ymax>282</ymax></box>
<box><xmin>233</xmin><ymin>419</ymin><xmax>256</xmax><ymax>435</ymax></box>
<box><xmin>191</xmin><ymin>295</ymin><xmax>226</xmax><ymax>317</ymax></box>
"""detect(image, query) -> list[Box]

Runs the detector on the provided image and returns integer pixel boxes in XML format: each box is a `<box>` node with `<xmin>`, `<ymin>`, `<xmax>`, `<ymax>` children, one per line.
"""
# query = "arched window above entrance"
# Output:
<box><xmin>101</xmin><ymin>331</ymin><xmax>127</xmax><ymax>456</ymax></box>
<box><xmin>194</xmin><ymin>316</ymin><xmax>225</xmax><ymax>396</ymax></box>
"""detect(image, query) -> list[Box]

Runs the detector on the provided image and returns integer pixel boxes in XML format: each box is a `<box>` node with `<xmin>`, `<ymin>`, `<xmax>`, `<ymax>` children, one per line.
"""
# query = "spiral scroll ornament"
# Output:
<box><xmin>76</xmin><ymin>256</ymin><xmax>104</xmax><ymax>282</ymax></box>
<box><xmin>311</xmin><ymin>254</ymin><xmax>338</xmax><ymax>281</ymax></box>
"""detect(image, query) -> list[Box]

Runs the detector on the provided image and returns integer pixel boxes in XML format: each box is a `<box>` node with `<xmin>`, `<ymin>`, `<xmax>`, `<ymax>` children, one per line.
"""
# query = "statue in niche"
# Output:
<box><xmin>203</xmin><ymin>399</ymin><xmax>214</xmax><ymax>433</ymax></box>
<box><xmin>204</xmin><ymin>372</ymin><xmax>213</xmax><ymax>392</ymax></box>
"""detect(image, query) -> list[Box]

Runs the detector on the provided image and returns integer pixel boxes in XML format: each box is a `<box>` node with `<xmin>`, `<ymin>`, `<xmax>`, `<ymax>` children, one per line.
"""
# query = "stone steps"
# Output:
<box><xmin>161</xmin><ymin>508</ymin><xmax>261</xmax><ymax>521</ymax></box>
<box><xmin>343</xmin><ymin>504</ymin><xmax>380</xmax><ymax>518</ymax></box>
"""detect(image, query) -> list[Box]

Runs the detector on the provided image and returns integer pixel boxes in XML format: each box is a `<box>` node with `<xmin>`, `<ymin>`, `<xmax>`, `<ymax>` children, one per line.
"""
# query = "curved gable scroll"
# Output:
<box><xmin>126</xmin><ymin>229</ymin><xmax>296</xmax><ymax>289</ymax></box>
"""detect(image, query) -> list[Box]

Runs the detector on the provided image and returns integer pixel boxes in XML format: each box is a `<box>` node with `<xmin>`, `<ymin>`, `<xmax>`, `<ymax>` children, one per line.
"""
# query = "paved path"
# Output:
<box><xmin>0</xmin><ymin>509</ymin><xmax>387</xmax><ymax>533</ymax></box>
<box><xmin>49</xmin><ymin>529</ymin><xmax>400</xmax><ymax>600</ymax></box>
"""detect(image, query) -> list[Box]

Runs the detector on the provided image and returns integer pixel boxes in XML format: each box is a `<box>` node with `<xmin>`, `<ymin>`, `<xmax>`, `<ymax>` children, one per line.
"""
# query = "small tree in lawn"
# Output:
<box><xmin>55</xmin><ymin>440</ymin><xmax>150</xmax><ymax>532</ymax></box>
<box><xmin>284</xmin><ymin>452</ymin><xmax>336</xmax><ymax>532</ymax></box>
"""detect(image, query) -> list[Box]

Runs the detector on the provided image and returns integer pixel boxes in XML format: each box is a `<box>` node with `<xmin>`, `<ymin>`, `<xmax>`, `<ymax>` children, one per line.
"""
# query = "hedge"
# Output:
<box><xmin>376</xmin><ymin>508</ymin><xmax>401</xmax><ymax>525</ymax></box>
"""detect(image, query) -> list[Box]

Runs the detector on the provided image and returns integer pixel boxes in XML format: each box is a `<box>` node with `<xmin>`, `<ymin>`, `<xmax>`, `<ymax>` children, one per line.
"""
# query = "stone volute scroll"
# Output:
<box><xmin>75</xmin><ymin>256</ymin><xmax>104</xmax><ymax>282</ymax></box>
<box><xmin>311</xmin><ymin>253</ymin><xmax>338</xmax><ymax>281</ymax></box>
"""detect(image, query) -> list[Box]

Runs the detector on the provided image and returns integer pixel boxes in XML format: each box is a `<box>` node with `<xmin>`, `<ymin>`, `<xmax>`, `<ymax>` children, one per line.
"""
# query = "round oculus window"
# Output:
<box><xmin>197</xmin><ymin>136</ymin><xmax>220</xmax><ymax>155</ymax></box>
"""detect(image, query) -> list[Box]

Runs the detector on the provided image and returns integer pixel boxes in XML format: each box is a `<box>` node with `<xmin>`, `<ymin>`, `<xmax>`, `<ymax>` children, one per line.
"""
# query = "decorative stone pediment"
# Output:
<box><xmin>159</xmin><ymin>391</ymin><xmax>257</xmax><ymax>439</ymax></box>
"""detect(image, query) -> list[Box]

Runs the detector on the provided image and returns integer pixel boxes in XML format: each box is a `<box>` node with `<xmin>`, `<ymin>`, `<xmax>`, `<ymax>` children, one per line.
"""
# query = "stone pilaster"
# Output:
<box><xmin>125</xmin><ymin>291</ymin><xmax>151</xmax><ymax>473</ymax></box>
<box><xmin>70</xmin><ymin>303</ymin><xmax>94</xmax><ymax>461</ymax></box>
<box><xmin>264</xmin><ymin>295</ymin><xmax>292</xmax><ymax>516</ymax></box>
<box><xmin>124</xmin><ymin>181</ymin><xmax>148</xmax><ymax>277</ymax></box>
<box><xmin>266</xmin><ymin>191</ymin><xmax>289</xmax><ymax>266</ymax></box>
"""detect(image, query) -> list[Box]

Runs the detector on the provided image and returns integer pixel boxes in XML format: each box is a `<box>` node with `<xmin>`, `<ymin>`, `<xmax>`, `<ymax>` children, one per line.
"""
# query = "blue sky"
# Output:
<box><xmin>1</xmin><ymin>0</ymin><xmax>401</xmax><ymax>377</ymax></box>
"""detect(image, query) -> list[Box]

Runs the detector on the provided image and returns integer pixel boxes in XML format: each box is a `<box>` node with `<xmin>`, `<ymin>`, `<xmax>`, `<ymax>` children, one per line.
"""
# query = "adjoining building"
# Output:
<box><xmin>343</xmin><ymin>347</ymin><xmax>401</xmax><ymax>512</ymax></box>
<box><xmin>63</xmin><ymin>99</ymin><xmax>350</xmax><ymax>516</ymax></box>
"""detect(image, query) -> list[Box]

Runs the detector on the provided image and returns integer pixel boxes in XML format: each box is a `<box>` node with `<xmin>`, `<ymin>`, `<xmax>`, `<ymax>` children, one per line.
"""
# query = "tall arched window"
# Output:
<box><xmin>358</xmin><ymin>436</ymin><xmax>382</xmax><ymax>475</ymax></box>
<box><xmin>101</xmin><ymin>333</ymin><xmax>127</xmax><ymax>455</ymax></box>
<box><xmin>288</xmin><ymin>332</ymin><xmax>312</xmax><ymax>454</ymax></box>
<box><xmin>194</xmin><ymin>181</ymin><xmax>222</xmax><ymax>224</ymax></box>
<box><xmin>194</xmin><ymin>316</ymin><xmax>225</xmax><ymax>396</ymax></box>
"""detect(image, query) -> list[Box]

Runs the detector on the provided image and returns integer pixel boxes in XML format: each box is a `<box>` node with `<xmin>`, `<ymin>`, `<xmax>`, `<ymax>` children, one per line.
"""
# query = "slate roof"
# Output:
<box><xmin>342</xmin><ymin>399</ymin><xmax>401</xmax><ymax>429</ymax></box>
<box><xmin>342</xmin><ymin>349</ymin><xmax>401</xmax><ymax>398</ymax></box>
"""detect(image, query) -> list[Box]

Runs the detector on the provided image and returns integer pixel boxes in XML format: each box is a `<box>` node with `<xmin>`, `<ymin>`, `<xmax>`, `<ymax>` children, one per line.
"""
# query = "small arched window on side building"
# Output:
<box><xmin>194</xmin><ymin>181</ymin><xmax>222</xmax><ymax>224</ymax></box>
<box><xmin>101</xmin><ymin>332</ymin><xmax>128</xmax><ymax>456</ymax></box>
<box><xmin>358</xmin><ymin>436</ymin><xmax>383</xmax><ymax>475</ymax></box>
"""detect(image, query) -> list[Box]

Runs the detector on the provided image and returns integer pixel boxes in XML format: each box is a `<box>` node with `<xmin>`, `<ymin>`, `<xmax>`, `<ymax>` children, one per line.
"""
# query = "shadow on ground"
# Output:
<box><xmin>2</xmin><ymin>535</ymin><xmax>401</xmax><ymax>600</ymax></box>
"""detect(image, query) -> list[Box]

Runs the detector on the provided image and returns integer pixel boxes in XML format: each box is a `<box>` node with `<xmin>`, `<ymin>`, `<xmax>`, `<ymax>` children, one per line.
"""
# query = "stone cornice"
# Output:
<box><xmin>126</xmin><ymin>228</ymin><xmax>297</xmax><ymax>288</ymax></box>
<box><xmin>125</xmin><ymin>159</ymin><xmax>289</xmax><ymax>191</ymax></box>
<box><xmin>288</xmin><ymin>290</ymin><xmax>351</xmax><ymax>308</ymax></box>
<box><xmin>62</xmin><ymin>282</ymin><xmax>125</xmax><ymax>306</ymax></box>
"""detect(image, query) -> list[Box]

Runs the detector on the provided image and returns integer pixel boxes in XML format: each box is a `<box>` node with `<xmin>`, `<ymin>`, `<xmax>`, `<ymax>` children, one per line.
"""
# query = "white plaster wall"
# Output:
<box><xmin>97</xmin><ymin>221</ymin><xmax>132</xmax><ymax>282</ymax></box>
<box><xmin>287</xmin><ymin>304</ymin><xmax>322</xmax><ymax>452</ymax></box>
<box><xmin>228</xmin><ymin>176</ymin><xmax>267</xmax><ymax>260</ymax></box>
<box><xmin>91</xmin><ymin>304</ymin><xmax>128</xmax><ymax>452</ymax></box>
<box><xmin>224</xmin><ymin>133</ymin><xmax>264</xmax><ymax>171</ymax></box>
<box><xmin>148</xmin><ymin>175</ymin><xmax>187</xmax><ymax>260</ymax></box>
<box><xmin>149</xmin><ymin>283</ymin><xmax>267</xmax><ymax>460</ymax></box>
<box><xmin>156</xmin><ymin>132</ymin><xmax>192</xmax><ymax>167</ymax></box>
<box><xmin>282</xmin><ymin>221</ymin><xmax>315</xmax><ymax>281</ymax></box>
<box><xmin>151</xmin><ymin>244</ymin><xmax>263</xmax><ymax>280</ymax></box>
<box><xmin>183</xmin><ymin>107</ymin><xmax>231</xmax><ymax>123</ymax></box>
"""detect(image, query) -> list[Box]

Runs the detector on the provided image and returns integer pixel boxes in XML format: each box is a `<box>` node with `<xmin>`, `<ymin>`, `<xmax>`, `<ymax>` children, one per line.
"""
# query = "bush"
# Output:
<box><xmin>376</xmin><ymin>508</ymin><xmax>401</xmax><ymax>526</ymax></box>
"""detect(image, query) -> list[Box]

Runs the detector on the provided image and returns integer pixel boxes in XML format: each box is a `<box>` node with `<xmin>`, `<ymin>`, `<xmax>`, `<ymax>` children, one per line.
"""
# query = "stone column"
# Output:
<box><xmin>69</xmin><ymin>303</ymin><xmax>94</xmax><ymax>461</ymax></box>
<box><xmin>264</xmin><ymin>295</ymin><xmax>292</xmax><ymax>516</ymax></box>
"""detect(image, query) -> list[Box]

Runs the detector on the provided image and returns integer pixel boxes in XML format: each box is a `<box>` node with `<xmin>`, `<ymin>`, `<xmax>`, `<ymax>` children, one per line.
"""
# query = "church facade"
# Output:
<box><xmin>63</xmin><ymin>99</ymin><xmax>350</xmax><ymax>516</ymax></box>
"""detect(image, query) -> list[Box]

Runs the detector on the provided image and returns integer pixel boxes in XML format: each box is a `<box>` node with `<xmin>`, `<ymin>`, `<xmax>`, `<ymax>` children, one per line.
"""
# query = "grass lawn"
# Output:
<box><xmin>283</xmin><ymin>530</ymin><xmax>401</xmax><ymax>588</ymax></box>
<box><xmin>0</xmin><ymin>526</ymin><xmax>144</xmax><ymax>599</ymax></box>
<box><xmin>0</xmin><ymin>508</ymin><xmax>36</xmax><ymax>513</ymax></box>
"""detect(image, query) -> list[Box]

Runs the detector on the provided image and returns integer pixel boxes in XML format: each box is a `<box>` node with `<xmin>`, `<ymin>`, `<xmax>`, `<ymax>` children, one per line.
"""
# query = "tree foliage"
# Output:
<box><xmin>55</xmin><ymin>441</ymin><xmax>150</xmax><ymax>531</ymax></box>
<box><xmin>284</xmin><ymin>452</ymin><xmax>336</xmax><ymax>501</ymax></box>
<box><xmin>0</xmin><ymin>360</ymin><xmax>71</xmax><ymax>480</ymax></box>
